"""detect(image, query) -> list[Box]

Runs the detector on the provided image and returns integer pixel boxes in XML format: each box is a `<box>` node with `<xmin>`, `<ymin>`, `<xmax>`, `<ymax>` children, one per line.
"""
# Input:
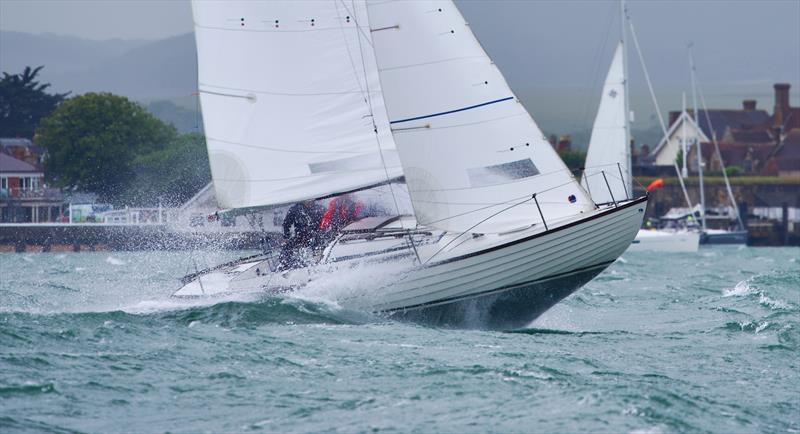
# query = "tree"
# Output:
<box><xmin>558</xmin><ymin>149</ymin><xmax>586</xmax><ymax>174</ymax></box>
<box><xmin>0</xmin><ymin>66</ymin><xmax>69</xmax><ymax>138</ymax></box>
<box><xmin>36</xmin><ymin>92</ymin><xmax>177</xmax><ymax>201</ymax></box>
<box><xmin>122</xmin><ymin>133</ymin><xmax>211</xmax><ymax>206</ymax></box>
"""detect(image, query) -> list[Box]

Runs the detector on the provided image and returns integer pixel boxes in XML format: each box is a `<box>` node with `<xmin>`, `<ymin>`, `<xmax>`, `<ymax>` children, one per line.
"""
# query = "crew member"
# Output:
<box><xmin>319</xmin><ymin>194</ymin><xmax>363</xmax><ymax>235</ymax></box>
<box><xmin>277</xmin><ymin>200</ymin><xmax>323</xmax><ymax>270</ymax></box>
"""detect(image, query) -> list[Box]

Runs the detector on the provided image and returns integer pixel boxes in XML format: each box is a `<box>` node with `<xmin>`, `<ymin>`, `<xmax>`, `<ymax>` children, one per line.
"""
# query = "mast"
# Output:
<box><xmin>681</xmin><ymin>92</ymin><xmax>688</xmax><ymax>178</ymax></box>
<box><xmin>689</xmin><ymin>45</ymin><xmax>707</xmax><ymax>231</ymax></box>
<box><xmin>694</xmin><ymin>66</ymin><xmax>745</xmax><ymax>231</ymax></box>
<box><xmin>620</xmin><ymin>0</ymin><xmax>632</xmax><ymax>198</ymax></box>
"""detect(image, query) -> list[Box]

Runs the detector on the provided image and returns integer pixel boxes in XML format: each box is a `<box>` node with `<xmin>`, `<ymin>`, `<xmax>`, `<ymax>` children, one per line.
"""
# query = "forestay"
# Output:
<box><xmin>193</xmin><ymin>0</ymin><xmax>401</xmax><ymax>210</ymax></box>
<box><xmin>582</xmin><ymin>42</ymin><xmax>632</xmax><ymax>204</ymax></box>
<box><xmin>366</xmin><ymin>0</ymin><xmax>594</xmax><ymax>233</ymax></box>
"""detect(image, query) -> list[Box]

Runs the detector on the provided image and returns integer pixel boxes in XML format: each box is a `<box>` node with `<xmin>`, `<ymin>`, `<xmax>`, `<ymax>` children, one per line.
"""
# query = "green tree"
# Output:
<box><xmin>123</xmin><ymin>133</ymin><xmax>211</xmax><ymax>206</ymax></box>
<box><xmin>0</xmin><ymin>66</ymin><xmax>69</xmax><ymax>138</ymax></box>
<box><xmin>558</xmin><ymin>149</ymin><xmax>586</xmax><ymax>174</ymax></box>
<box><xmin>724</xmin><ymin>165</ymin><xmax>743</xmax><ymax>177</ymax></box>
<box><xmin>36</xmin><ymin>92</ymin><xmax>177</xmax><ymax>201</ymax></box>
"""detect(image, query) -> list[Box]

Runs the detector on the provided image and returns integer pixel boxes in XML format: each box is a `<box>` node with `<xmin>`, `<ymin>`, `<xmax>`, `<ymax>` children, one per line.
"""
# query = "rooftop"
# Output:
<box><xmin>0</xmin><ymin>152</ymin><xmax>40</xmax><ymax>173</ymax></box>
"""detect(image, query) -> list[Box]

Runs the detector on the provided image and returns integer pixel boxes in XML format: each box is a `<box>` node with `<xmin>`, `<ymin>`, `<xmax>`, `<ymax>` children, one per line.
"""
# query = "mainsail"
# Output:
<box><xmin>582</xmin><ymin>42</ymin><xmax>631</xmax><ymax>204</ymax></box>
<box><xmin>365</xmin><ymin>0</ymin><xmax>595</xmax><ymax>233</ymax></box>
<box><xmin>193</xmin><ymin>1</ymin><xmax>401</xmax><ymax>210</ymax></box>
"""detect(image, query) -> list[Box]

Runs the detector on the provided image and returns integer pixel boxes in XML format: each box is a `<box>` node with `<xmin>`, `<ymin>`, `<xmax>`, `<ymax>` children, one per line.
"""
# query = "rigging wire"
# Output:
<box><xmin>579</xmin><ymin>2</ymin><xmax>618</xmax><ymax>131</ymax></box>
<box><xmin>693</xmin><ymin>64</ymin><xmax>746</xmax><ymax>230</ymax></box>
<box><xmin>626</xmin><ymin>9</ymin><xmax>695</xmax><ymax>212</ymax></box>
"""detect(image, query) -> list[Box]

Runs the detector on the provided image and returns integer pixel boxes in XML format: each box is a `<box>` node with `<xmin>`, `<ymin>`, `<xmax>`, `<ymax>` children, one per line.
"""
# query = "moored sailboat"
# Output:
<box><xmin>175</xmin><ymin>0</ymin><xmax>647</xmax><ymax>330</ymax></box>
<box><xmin>581</xmin><ymin>3</ymin><xmax>698</xmax><ymax>253</ymax></box>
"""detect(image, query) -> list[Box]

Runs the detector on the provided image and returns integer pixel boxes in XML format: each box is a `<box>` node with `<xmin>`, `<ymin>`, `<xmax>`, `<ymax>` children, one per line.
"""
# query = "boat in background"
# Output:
<box><xmin>581</xmin><ymin>3</ymin><xmax>698</xmax><ymax>253</ymax></box>
<box><xmin>629</xmin><ymin>228</ymin><xmax>699</xmax><ymax>252</ymax></box>
<box><xmin>687</xmin><ymin>47</ymin><xmax>748</xmax><ymax>246</ymax></box>
<box><xmin>177</xmin><ymin>0</ymin><xmax>647</xmax><ymax>330</ymax></box>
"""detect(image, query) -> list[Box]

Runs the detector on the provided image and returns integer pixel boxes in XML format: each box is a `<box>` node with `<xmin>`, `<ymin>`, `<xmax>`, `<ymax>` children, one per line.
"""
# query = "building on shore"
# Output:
<box><xmin>644</xmin><ymin>83</ymin><xmax>799</xmax><ymax>177</ymax></box>
<box><xmin>0</xmin><ymin>138</ymin><xmax>45</xmax><ymax>168</ymax></box>
<box><xmin>0</xmin><ymin>151</ymin><xmax>64</xmax><ymax>223</ymax></box>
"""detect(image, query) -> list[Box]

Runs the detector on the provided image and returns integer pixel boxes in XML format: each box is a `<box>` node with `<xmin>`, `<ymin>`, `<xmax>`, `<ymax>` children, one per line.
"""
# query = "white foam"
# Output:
<box><xmin>759</xmin><ymin>294</ymin><xmax>791</xmax><ymax>310</ymax></box>
<box><xmin>723</xmin><ymin>280</ymin><xmax>756</xmax><ymax>297</ymax></box>
<box><xmin>121</xmin><ymin>290</ymin><xmax>262</xmax><ymax>315</ymax></box>
<box><xmin>105</xmin><ymin>256</ymin><xmax>126</xmax><ymax>266</ymax></box>
<box><xmin>630</xmin><ymin>426</ymin><xmax>665</xmax><ymax>434</ymax></box>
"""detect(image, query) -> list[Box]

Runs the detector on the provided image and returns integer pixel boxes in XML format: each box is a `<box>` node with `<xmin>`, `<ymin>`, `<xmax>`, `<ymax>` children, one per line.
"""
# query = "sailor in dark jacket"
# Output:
<box><xmin>277</xmin><ymin>200</ymin><xmax>323</xmax><ymax>270</ymax></box>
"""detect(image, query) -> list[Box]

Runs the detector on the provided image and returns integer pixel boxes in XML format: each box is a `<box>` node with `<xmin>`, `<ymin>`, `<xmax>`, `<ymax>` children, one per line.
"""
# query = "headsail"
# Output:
<box><xmin>193</xmin><ymin>1</ymin><xmax>401</xmax><ymax>210</ymax></box>
<box><xmin>582</xmin><ymin>42</ymin><xmax>631</xmax><ymax>204</ymax></box>
<box><xmin>366</xmin><ymin>0</ymin><xmax>595</xmax><ymax>233</ymax></box>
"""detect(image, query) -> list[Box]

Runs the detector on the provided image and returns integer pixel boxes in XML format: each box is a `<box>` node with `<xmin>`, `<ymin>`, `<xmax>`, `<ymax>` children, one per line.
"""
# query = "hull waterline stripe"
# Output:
<box><xmin>389</xmin><ymin>96</ymin><xmax>514</xmax><ymax>124</ymax></box>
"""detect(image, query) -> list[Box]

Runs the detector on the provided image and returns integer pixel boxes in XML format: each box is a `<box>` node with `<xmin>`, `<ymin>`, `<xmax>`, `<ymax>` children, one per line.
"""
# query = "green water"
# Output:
<box><xmin>1</xmin><ymin>247</ymin><xmax>798</xmax><ymax>433</ymax></box>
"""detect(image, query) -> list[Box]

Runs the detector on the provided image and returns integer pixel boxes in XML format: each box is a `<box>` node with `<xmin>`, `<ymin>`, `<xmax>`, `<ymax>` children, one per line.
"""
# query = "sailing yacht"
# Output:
<box><xmin>175</xmin><ymin>0</ymin><xmax>647</xmax><ymax>330</ymax></box>
<box><xmin>687</xmin><ymin>48</ymin><xmax>749</xmax><ymax>245</ymax></box>
<box><xmin>581</xmin><ymin>7</ymin><xmax>698</xmax><ymax>253</ymax></box>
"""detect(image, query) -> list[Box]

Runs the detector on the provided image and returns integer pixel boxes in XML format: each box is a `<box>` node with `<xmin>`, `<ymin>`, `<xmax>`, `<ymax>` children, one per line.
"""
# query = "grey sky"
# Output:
<box><xmin>3</xmin><ymin>0</ymin><xmax>797</xmax><ymax>84</ymax></box>
<box><xmin>0</xmin><ymin>0</ymin><xmax>192</xmax><ymax>41</ymax></box>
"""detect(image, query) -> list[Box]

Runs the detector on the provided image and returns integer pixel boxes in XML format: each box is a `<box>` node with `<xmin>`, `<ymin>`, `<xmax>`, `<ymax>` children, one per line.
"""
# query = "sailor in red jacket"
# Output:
<box><xmin>319</xmin><ymin>194</ymin><xmax>363</xmax><ymax>234</ymax></box>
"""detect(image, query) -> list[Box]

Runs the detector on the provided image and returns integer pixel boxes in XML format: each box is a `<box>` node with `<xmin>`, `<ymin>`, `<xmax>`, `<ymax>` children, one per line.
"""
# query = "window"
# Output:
<box><xmin>0</xmin><ymin>177</ymin><xmax>6</xmax><ymax>190</ymax></box>
<box><xmin>467</xmin><ymin>159</ymin><xmax>539</xmax><ymax>188</ymax></box>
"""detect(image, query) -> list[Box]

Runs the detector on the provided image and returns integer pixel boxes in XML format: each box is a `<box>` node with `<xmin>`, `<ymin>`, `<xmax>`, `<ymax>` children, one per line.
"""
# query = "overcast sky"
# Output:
<box><xmin>3</xmin><ymin>0</ymin><xmax>797</xmax><ymax>82</ymax></box>
<box><xmin>2</xmin><ymin>0</ymin><xmax>799</xmax><ymax>130</ymax></box>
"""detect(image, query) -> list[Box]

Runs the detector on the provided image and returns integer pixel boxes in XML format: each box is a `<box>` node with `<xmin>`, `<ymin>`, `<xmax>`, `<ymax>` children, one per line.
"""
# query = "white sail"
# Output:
<box><xmin>582</xmin><ymin>42</ymin><xmax>631</xmax><ymax>204</ymax></box>
<box><xmin>366</xmin><ymin>0</ymin><xmax>595</xmax><ymax>233</ymax></box>
<box><xmin>193</xmin><ymin>0</ymin><xmax>401</xmax><ymax>210</ymax></box>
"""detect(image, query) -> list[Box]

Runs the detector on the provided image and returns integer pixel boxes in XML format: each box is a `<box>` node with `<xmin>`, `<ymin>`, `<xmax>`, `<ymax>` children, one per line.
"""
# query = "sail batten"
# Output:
<box><xmin>193</xmin><ymin>0</ymin><xmax>400</xmax><ymax>210</ymax></box>
<box><xmin>366</xmin><ymin>0</ymin><xmax>594</xmax><ymax>233</ymax></box>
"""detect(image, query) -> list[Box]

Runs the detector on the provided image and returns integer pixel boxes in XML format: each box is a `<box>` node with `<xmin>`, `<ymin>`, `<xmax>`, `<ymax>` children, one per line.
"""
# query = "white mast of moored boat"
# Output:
<box><xmin>681</xmin><ymin>92</ymin><xmax>688</xmax><ymax>179</ymax></box>
<box><xmin>689</xmin><ymin>45</ymin><xmax>707</xmax><ymax>232</ymax></box>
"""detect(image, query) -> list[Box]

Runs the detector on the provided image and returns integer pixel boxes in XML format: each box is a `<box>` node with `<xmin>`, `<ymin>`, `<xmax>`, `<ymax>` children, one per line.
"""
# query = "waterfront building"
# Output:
<box><xmin>648</xmin><ymin>83</ymin><xmax>799</xmax><ymax>176</ymax></box>
<box><xmin>0</xmin><ymin>152</ymin><xmax>64</xmax><ymax>223</ymax></box>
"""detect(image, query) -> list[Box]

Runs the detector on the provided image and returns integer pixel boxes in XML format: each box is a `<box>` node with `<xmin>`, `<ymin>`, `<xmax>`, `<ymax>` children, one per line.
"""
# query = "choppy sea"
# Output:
<box><xmin>0</xmin><ymin>247</ymin><xmax>798</xmax><ymax>433</ymax></box>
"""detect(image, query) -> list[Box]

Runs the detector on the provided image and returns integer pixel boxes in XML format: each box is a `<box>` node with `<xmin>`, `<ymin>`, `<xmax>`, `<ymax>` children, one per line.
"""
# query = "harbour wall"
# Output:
<box><xmin>0</xmin><ymin>224</ymin><xmax>277</xmax><ymax>252</ymax></box>
<box><xmin>634</xmin><ymin>176</ymin><xmax>800</xmax><ymax>246</ymax></box>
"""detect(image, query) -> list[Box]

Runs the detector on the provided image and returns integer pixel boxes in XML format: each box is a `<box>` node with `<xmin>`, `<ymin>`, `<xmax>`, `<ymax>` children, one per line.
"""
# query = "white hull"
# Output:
<box><xmin>629</xmin><ymin>229</ymin><xmax>700</xmax><ymax>253</ymax></box>
<box><xmin>174</xmin><ymin>197</ymin><xmax>648</xmax><ymax>329</ymax></box>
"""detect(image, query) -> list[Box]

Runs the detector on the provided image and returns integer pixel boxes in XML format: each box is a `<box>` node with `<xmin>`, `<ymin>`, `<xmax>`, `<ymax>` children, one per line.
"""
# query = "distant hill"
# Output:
<box><xmin>2</xmin><ymin>29</ymin><xmax>795</xmax><ymax>145</ymax></box>
<box><xmin>50</xmin><ymin>33</ymin><xmax>197</xmax><ymax>100</ymax></box>
<box><xmin>1</xmin><ymin>31</ymin><xmax>196</xmax><ymax>100</ymax></box>
<box><xmin>0</xmin><ymin>31</ymin><xmax>148</xmax><ymax>77</ymax></box>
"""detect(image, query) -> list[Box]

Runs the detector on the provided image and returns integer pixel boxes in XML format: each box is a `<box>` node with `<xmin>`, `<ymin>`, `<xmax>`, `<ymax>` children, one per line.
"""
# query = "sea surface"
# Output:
<box><xmin>0</xmin><ymin>247</ymin><xmax>798</xmax><ymax>433</ymax></box>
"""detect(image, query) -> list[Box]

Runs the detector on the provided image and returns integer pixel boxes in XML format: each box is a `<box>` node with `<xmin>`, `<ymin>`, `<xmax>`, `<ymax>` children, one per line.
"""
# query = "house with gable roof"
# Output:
<box><xmin>647</xmin><ymin>83</ymin><xmax>799</xmax><ymax>177</ymax></box>
<box><xmin>0</xmin><ymin>152</ymin><xmax>64</xmax><ymax>223</ymax></box>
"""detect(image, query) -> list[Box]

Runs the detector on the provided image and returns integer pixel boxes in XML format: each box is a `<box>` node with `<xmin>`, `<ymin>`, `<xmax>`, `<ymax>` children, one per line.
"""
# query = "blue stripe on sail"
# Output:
<box><xmin>389</xmin><ymin>96</ymin><xmax>515</xmax><ymax>125</ymax></box>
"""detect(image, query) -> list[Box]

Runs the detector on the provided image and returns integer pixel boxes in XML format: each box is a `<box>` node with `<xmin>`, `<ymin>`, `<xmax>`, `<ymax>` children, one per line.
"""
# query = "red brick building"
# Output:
<box><xmin>650</xmin><ymin>83</ymin><xmax>799</xmax><ymax>177</ymax></box>
<box><xmin>0</xmin><ymin>152</ymin><xmax>63</xmax><ymax>223</ymax></box>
